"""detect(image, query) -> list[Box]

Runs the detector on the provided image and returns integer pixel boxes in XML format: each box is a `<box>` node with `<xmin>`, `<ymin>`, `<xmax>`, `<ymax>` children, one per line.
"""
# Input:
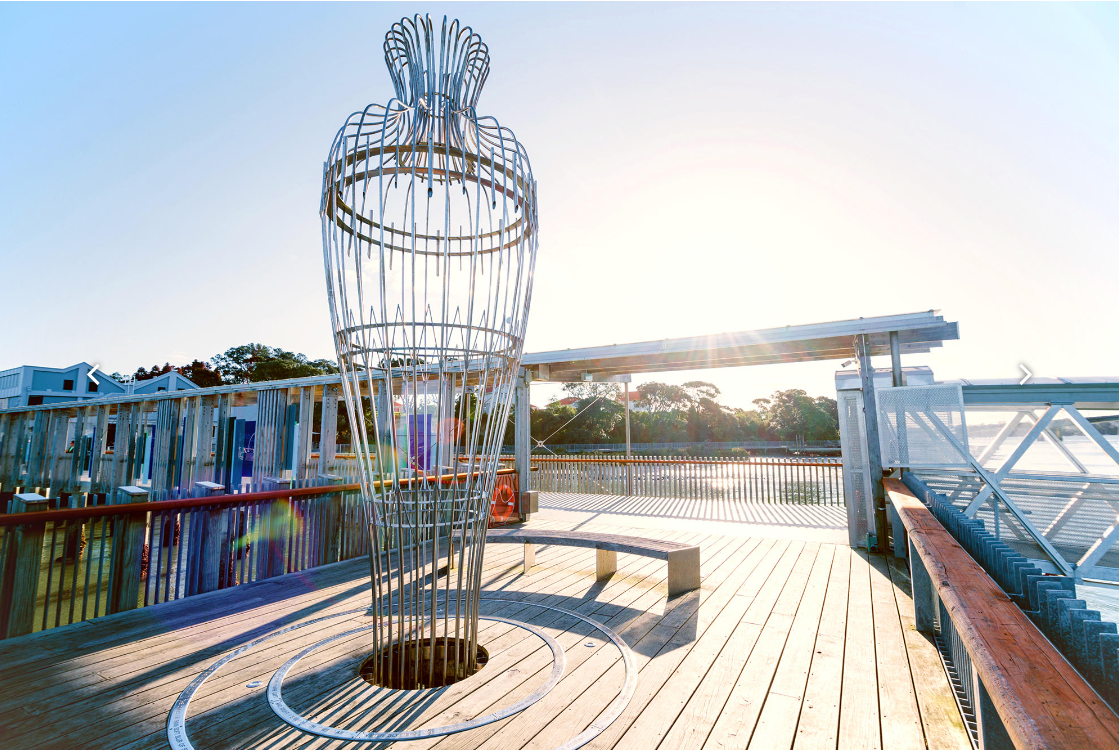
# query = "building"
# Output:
<box><xmin>0</xmin><ymin>362</ymin><xmax>198</xmax><ymax>409</ymax></box>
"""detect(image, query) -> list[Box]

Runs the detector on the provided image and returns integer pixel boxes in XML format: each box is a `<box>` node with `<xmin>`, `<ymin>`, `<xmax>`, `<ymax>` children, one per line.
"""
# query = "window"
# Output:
<box><xmin>87</xmin><ymin>380</ymin><xmax>98</xmax><ymax>392</ymax></box>
<box><xmin>63</xmin><ymin>379</ymin><xmax>74</xmax><ymax>391</ymax></box>
<box><xmin>157</xmin><ymin>387</ymin><xmax>166</xmax><ymax>392</ymax></box>
<box><xmin>27</xmin><ymin>395</ymin><xmax>43</xmax><ymax>406</ymax></box>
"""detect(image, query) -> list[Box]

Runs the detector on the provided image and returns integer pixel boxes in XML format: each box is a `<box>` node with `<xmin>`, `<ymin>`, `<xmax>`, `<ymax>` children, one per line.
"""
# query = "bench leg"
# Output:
<box><xmin>524</xmin><ymin>541</ymin><xmax>535</xmax><ymax>574</ymax></box>
<box><xmin>667</xmin><ymin>547</ymin><xmax>701</xmax><ymax>596</ymax></box>
<box><xmin>597</xmin><ymin>549</ymin><xmax>618</xmax><ymax>580</ymax></box>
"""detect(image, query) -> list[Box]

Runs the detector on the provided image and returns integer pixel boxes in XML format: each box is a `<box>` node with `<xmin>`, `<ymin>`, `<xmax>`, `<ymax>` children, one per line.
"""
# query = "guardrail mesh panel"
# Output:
<box><xmin>877</xmin><ymin>384</ymin><xmax>970</xmax><ymax>467</ymax></box>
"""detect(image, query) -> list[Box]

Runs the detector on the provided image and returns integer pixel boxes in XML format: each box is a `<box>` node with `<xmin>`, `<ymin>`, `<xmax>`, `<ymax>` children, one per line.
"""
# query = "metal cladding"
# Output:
<box><xmin>320</xmin><ymin>15</ymin><xmax>538</xmax><ymax>687</ymax></box>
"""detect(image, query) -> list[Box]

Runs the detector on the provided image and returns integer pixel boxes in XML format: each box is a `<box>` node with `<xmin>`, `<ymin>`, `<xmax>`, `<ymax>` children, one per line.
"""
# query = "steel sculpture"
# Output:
<box><xmin>320</xmin><ymin>14</ymin><xmax>538</xmax><ymax>689</ymax></box>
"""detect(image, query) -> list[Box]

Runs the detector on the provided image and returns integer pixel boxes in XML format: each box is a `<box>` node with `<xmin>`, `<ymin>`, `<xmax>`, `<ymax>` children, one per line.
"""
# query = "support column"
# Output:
<box><xmin>624</xmin><ymin>380</ymin><xmax>633</xmax><ymax>497</ymax></box>
<box><xmin>889</xmin><ymin>330</ymin><xmax>903</xmax><ymax>387</ymax></box>
<box><xmin>857</xmin><ymin>334</ymin><xmax>888</xmax><ymax>553</ymax></box>
<box><xmin>514</xmin><ymin>368</ymin><xmax>531</xmax><ymax>497</ymax></box>
<box><xmin>0</xmin><ymin>493</ymin><xmax>49</xmax><ymax>638</ymax></box>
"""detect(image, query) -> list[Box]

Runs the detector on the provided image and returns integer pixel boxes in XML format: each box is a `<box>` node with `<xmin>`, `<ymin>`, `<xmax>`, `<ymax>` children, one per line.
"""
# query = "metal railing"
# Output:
<box><xmin>501</xmin><ymin>440</ymin><xmax>840</xmax><ymax>454</ymax></box>
<box><xmin>529</xmin><ymin>455</ymin><xmax>843</xmax><ymax>505</ymax></box>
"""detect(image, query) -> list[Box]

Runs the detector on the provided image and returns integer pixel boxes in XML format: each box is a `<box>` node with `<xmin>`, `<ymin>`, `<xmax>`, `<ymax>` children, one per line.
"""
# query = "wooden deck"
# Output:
<box><xmin>0</xmin><ymin>513</ymin><xmax>970</xmax><ymax>750</ymax></box>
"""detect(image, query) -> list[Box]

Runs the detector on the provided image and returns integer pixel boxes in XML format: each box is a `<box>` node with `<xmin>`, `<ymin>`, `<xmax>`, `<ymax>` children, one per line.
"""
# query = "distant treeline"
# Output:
<box><xmin>526</xmin><ymin>381</ymin><xmax>839</xmax><ymax>447</ymax></box>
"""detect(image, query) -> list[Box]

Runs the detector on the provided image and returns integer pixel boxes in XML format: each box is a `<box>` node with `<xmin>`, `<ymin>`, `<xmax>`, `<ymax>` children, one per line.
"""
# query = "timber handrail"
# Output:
<box><xmin>0</xmin><ymin>467</ymin><xmax>516</xmax><ymax>527</ymax></box>
<box><xmin>886</xmin><ymin>477</ymin><xmax>1119</xmax><ymax>749</ymax></box>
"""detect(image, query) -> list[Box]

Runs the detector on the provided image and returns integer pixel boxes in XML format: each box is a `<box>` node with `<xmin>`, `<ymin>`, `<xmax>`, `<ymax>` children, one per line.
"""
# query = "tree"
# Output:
<box><xmin>133</xmin><ymin>363</ymin><xmax>173</xmax><ymax>381</ymax></box>
<box><xmin>754</xmin><ymin>389</ymin><xmax>838</xmax><ymax>441</ymax></box>
<box><xmin>682</xmin><ymin>381</ymin><xmax>721</xmax><ymax>403</ymax></box>
<box><xmin>177</xmin><ymin>359</ymin><xmax>222</xmax><ymax>388</ymax></box>
<box><xmin>212</xmin><ymin>344</ymin><xmax>338</xmax><ymax>384</ymax></box>
<box><xmin>637</xmin><ymin>382</ymin><xmax>693</xmax><ymax>413</ymax></box>
<box><xmin>561</xmin><ymin>381</ymin><xmax>620</xmax><ymax>401</ymax></box>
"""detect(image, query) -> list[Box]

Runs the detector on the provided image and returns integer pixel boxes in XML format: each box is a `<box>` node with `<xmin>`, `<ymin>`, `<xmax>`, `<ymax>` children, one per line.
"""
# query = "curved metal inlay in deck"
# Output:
<box><xmin>167</xmin><ymin>598</ymin><xmax>637</xmax><ymax>750</ymax></box>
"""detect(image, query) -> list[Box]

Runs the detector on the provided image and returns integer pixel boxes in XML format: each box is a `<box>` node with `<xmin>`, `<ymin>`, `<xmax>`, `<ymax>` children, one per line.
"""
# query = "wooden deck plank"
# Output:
<box><xmin>792</xmin><ymin>546</ymin><xmax>851</xmax><ymax>750</ymax></box>
<box><xmin>717</xmin><ymin>543</ymin><xmax>835</xmax><ymax>750</ymax></box>
<box><xmin>838</xmin><ymin>549</ymin><xmax>881</xmax><ymax>750</ymax></box>
<box><xmin>611</xmin><ymin>540</ymin><xmax>804</xmax><ymax>750</ymax></box>
<box><xmin>91</xmin><ymin>543</ymin><xmax>609</xmax><ymax>750</ymax></box>
<box><xmin>867</xmin><ymin>553</ymin><xmax>925</xmax><ymax>750</ymax></box>
<box><xmin>129</xmin><ymin>529</ymin><xmax>721</xmax><ymax>750</ymax></box>
<box><xmin>554</xmin><ymin>537</ymin><xmax>781</xmax><ymax>750</ymax></box>
<box><xmin>885</xmin><ymin>555</ymin><xmax>971</xmax><ymax>750</ymax></box>
<box><xmin>227</xmin><ymin>531</ymin><xmax>719</xmax><ymax>750</ymax></box>
<box><xmin>661</xmin><ymin>542</ymin><xmax>822</xmax><ymax>750</ymax></box>
<box><xmin>0</xmin><ymin>516</ymin><xmax>972</xmax><ymax>750</ymax></box>
<box><xmin>502</xmin><ymin>535</ymin><xmax>765</xmax><ymax>750</ymax></box>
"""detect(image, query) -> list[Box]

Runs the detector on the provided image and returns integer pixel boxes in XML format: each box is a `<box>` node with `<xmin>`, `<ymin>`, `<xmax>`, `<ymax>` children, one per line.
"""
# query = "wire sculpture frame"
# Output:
<box><xmin>320</xmin><ymin>14</ymin><xmax>538</xmax><ymax>688</ymax></box>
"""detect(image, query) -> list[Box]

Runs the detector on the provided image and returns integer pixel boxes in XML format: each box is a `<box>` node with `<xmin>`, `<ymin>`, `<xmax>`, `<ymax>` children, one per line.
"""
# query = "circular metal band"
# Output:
<box><xmin>166</xmin><ymin>598</ymin><xmax>637</xmax><ymax>750</ymax></box>
<box><xmin>266</xmin><ymin>613</ymin><xmax>564</xmax><ymax>741</ymax></box>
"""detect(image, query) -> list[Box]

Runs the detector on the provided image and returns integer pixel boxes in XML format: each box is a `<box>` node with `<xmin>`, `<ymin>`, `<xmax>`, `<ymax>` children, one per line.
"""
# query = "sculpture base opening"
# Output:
<box><xmin>359</xmin><ymin>638</ymin><xmax>489</xmax><ymax>690</ymax></box>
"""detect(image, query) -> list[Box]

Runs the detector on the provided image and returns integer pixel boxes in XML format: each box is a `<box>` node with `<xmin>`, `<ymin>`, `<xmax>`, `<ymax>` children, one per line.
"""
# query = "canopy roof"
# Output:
<box><xmin>523</xmin><ymin>311</ymin><xmax>959</xmax><ymax>382</ymax></box>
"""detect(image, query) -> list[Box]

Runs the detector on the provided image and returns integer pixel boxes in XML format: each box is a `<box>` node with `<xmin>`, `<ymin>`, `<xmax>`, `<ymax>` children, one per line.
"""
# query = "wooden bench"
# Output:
<box><xmin>885</xmin><ymin>478</ymin><xmax>1119</xmax><ymax>750</ymax></box>
<box><xmin>484</xmin><ymin>528</ymin><xmax>701</xmax><ymax>596</ymax></box>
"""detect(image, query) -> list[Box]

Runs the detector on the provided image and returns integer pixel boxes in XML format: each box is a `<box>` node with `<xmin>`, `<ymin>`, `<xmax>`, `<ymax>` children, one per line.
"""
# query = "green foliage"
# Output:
<box><xmin>176</xmin><ymin>359</ymin><xmax>223</xmax><ymax>387</ymax></box>
<box><xmin>211</xmin><ymin>343</ymin><xmax>338</xmax><ymax>384</ymax></box>
<box><xmin>133</xmin><ymin>363</ymin><xmax>174</xmax><ymax>381</ymax></box>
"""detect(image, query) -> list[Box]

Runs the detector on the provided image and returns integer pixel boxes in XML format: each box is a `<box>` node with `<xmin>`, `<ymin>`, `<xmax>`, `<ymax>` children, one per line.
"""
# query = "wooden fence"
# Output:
<box><xmin>530</xmin><ymin>455</ymin><xmax>844</xmax><ymax>505</ymax></box>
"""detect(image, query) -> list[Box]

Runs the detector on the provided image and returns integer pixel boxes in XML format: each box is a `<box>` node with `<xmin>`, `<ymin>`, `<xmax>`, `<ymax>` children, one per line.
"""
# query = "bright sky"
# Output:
<box><xmin>2</xmin><ymin>3</ymin><xmax>1117</xmax><ymax>410</ymax></box>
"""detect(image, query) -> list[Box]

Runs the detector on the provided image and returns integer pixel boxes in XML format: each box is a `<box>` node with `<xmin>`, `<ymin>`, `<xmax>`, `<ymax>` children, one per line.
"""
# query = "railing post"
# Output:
<box><xmin>888</xmin><ymin>498</ymin><xmax>906</xmax><ymax>559</ymax></box>
<box><xmin>973</xmin><ymin>672</ymin><xmax>1015</xmax><ymax>750</ymax></box>
<box><xmin>109</xmin><ymin>486</ymin><xmax>148</xmax><ymax>615</ymax></box>
<box><xmin>261</xmin><ymin>477</ymin><xmax>291</xmax><ymax>578</ymax></box>
<box><xmin>909</xmin><ymin>538</ymin><xmax>936</xmax><ymax>634</ymax></box>
<box><xmin>195</xmin><ymin>481</ymin><xmax>226</xmax><ymax>594</ymax></box>
<box><xmin>0</xmin><ymin>493</ymin><xmax>49</xmax><ymax>638</ymax></box>
<box><xmin>318</xmin><ymin>474</ymin><xmax>344</xmax><ymax>564</ymax></box>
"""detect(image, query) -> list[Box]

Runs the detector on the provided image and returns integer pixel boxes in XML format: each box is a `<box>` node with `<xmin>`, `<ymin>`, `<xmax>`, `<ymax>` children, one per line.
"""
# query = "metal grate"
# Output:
<box><xmin>877</xmin><ymin>384</ymin><xmax>970</xmax><ymax>468</ymax></box>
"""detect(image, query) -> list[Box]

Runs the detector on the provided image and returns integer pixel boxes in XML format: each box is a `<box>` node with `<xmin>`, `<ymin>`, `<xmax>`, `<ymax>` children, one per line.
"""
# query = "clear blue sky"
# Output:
<box><xmin>2</xmin><ymin>3</ymin><xmax>1117</xmax><ymax>408</ymax></box>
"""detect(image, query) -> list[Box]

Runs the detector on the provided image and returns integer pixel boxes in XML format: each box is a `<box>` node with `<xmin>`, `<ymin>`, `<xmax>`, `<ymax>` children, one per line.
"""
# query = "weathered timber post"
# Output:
<box><xmin>856</xmin><ymin>334</ymin><xmax>888</xmax><ymax>553</ymax></box>
<box><xmin>514</xmin><ymin>368</ymin><xmax>531</xmax><ymax>497</ymax></box>
<box><xmin>0</xmin><ymin>493</ymin><xmax>49</xmax><ymax>638</ymax></box>
<box><xmin>318</xmin><ymin>474</ymin><xmax>344</xmax><ymax>565</ymax></box>
<box><xmin>909</xmin><ymin>538</ymin><xmax>936</xmax><ymax>634</ymax></box>
<box><xmin>261</xmin><ymin>477</ymin><xmax>292</xmax><ymax>578</ymax></box>
<box><xmin>62</xmin><ymin>492</ymin><xmax>86</xmax><ymax>563</ymax></box>
<box><xmin>195</xmin><ymin>481</ymin><xmax>226</xmax><ymax>594</ymax></box>
<box><xmin>109</xmin><ymin>486</ymin><xmax>148</xmax><ymax>614</ymax></box>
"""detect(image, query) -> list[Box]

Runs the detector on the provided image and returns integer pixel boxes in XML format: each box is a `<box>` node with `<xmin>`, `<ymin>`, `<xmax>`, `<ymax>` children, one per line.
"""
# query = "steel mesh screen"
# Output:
<box><xmin>839</xmin><ymin>391</ymin><xmax>871</xmax><ymax>543</ymax></box>
<box><xmin>876</xmin><ymin>384</ymin><xmax>970</xmax><ymax>468</ymax></box>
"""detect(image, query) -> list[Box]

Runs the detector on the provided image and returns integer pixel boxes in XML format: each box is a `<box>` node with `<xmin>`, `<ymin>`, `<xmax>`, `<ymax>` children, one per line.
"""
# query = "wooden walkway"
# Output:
<box><xmin>0</xmin><ymin>516</ymin><xmax>970</xmax><ymax>750</ymax></box>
